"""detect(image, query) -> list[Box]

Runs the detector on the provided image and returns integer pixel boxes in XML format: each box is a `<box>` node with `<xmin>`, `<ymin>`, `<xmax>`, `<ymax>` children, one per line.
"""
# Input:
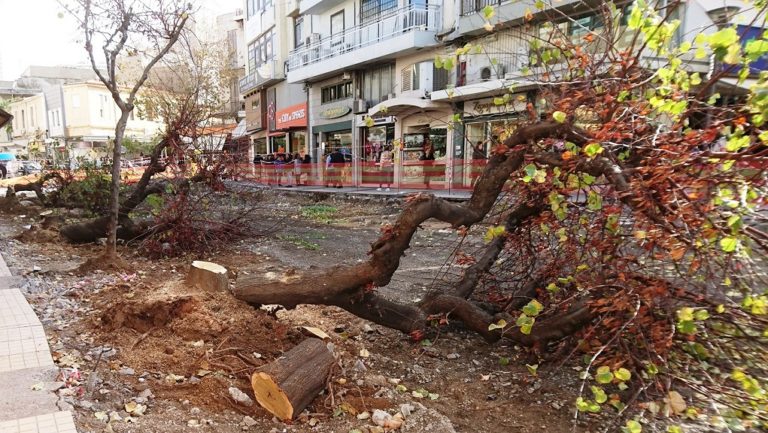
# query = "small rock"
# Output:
<box><xmin>118</xmin><ymin>367</ymin><xmax>135</xmax><ymax>376</ymax></box>
<box><xmin>446</xmin><ymin>353</ymin><xmax>460</xmax><ymax>359</ymax></box>
<box><xmin>242</xmin><ymin>416</ymin><xmax>258</xmax><ymax>427</ymax></box>
<box><xmin>191</xmin><ymin>407</ymin><xmax>201</xmax><ymax>415</ymax></box>
<box><xmin>187</xmin><ymin>419</ymin><xmax>201</xmax><ymax>427</ymax></box>
<box><xmin>138</xmin><ymin>389</ymin><xmax>154</xmax><ymax>400</ymax></box>
<box><xmin>79</xmin><ymin>400</ymin><xmax>94</xmax><ymax>410</ymax></box>
<box><xmin>551</xmin><ymin>401</ymin><xmax>563</xmax><ymax>410</ymax></box>
<box><xmin>228</xmin><ymin>387</ymin><xmax>254</xmax><ymax>407</ymax></box>
<box><xmin>189</xmin><ymin>376</ymin><xmax>201</xmax><ymax>384</ymax></box>
<box><xmin>357</xmin><ymin>411</ymin><xmax>370</xmax><ymax>420</ymax></box>
<box><xmin>354</xmin><ymin>359</ymin><xmax>367</xmax><ymax>372</ymax></box>
<box><xmin>362</xmin><ymin>324</ymin><xmax>374</xmax><ymax>333</ymax></box>
<box><xmin>400</xmin><ymin>403</ymin><xmax>415</xmax><ymax>417</ymax></box>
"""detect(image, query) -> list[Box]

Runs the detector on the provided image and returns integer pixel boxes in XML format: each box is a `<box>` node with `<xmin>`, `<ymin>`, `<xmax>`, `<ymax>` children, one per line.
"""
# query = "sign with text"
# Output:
<box><xmin>463</xmin><ymin>95</ymin><xmax>527</xmax><ymax>118</ymax></box>
<box><xmin>275</xmin><ymin>103</ymin><xmax>307</xmax><ymax>130</ymax></box>
<box><xmin>319</xmin><ymin>106</ymin><xmax>351</xmax><ymax>119</ymax></box>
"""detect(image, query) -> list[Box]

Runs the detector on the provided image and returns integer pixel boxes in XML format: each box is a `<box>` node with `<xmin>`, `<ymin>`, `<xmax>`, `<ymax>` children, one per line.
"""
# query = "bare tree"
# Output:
<box><xmin>60</xmin><ymin>0</ymin><xmax>190</xmax><ymax>260</ymax></box>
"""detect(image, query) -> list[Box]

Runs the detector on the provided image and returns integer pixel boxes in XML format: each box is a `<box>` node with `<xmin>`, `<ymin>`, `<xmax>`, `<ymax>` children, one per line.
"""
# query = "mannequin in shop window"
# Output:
<box><xmin>419</xmin><ymin>138</ymin><xmax>436</xmax><ymax>188</ymax></box>
<box><xmin>377</xmin><ymin>143</ymin><xmax>394</xmax><ymax>192</ymax></box>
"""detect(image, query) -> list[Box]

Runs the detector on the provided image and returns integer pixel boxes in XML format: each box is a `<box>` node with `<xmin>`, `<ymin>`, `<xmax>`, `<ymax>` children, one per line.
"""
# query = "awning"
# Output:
<box><xmin>232</xmin><ymin>119</ymin><xmax>247</xmax><ymax>138</ymax></box>
<box><xmin>0</xmin><ymin>153</ymin><xmax>16</xmax><ymax>161</ymax></box>
<box><xmin>368</xmin><ymin>97</ymin><xmax>449</xmax><ymax>117</ymax></box>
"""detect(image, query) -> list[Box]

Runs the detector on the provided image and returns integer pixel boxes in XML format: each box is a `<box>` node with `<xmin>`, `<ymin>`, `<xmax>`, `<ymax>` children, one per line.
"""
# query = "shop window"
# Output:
<box><xmin>321</xmin><ymin>81</ymin><xmax>353</xmax><ymax>104</ymax></box>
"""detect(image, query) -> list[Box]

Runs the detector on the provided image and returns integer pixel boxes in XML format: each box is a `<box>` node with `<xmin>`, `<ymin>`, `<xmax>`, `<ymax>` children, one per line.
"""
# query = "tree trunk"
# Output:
<box><xmin>105</xmin><ymin>110</ymin><xmax>131</xmax><ymax>258</ymax></box>
<box><xmin>251</xmin><ymin>338</ymin><xmax>335</xmax><ymax>420</ymax></box>
<box><xmin>186</xmin><ymin>261</ymin><xmax>228</xmax><ymax>292</ymax></box>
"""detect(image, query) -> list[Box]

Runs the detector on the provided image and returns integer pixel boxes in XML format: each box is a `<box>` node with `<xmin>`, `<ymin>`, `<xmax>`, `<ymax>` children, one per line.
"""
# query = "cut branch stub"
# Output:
<box><xmin>186</xmin><ymin>261</ymin><xmax>228</xmax><ymax>292</ymax></box>
<box><xmin>251</xmin><ymin>338</ymin><xmax>335</xmax><ymax>420</ymax></box>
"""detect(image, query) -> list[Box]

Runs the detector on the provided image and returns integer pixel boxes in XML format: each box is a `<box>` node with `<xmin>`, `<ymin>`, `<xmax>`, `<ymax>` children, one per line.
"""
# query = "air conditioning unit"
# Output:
<box><xmin>309</xmin><ymin>33</ymin><xmax>321</xmax><ymax>44</ymax></box>
<box><xmin>480</xmin><ymin>65</ymin><xmax>506</xmax><ymax>81</ymax></box>
<box><xmin>353</xmin><ymin>99</ymin><xmax>368</xmax><ymax>114</ymax></box>
<box><xmin>342</xmin><ymin>71</ymin><xmax>352</xmax><ymax>80</ymax></box>
<box><xmin>383</xmin><ymin>93</ymin><xmax>396</xmax><ymax>101</ymax></box>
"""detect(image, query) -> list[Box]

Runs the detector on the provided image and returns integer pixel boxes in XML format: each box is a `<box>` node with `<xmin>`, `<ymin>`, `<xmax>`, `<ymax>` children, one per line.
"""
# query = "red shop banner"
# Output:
<box><xmin>274</xmin><ymin>103</ymin><xmax>307</xmax><ymax>130</ymax></box>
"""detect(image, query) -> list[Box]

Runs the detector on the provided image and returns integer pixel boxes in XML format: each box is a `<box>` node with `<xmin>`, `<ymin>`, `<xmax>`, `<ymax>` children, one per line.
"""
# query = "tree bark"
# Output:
<box><xmin>251</xmin><ymin>338</ymin><xmax>335</xmax><ymax>420</ymax></box>
<box><xmin>105</xmin><ymin>110</ymin><xmax>131</xmax><ymax>258</ymax></box>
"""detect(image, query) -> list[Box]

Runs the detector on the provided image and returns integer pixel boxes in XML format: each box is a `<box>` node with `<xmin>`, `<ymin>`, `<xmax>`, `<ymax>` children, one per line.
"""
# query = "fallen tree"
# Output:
<box><xmin>233</xmin><ymin>1</ymin><xmax>768</xmax><ymax>427</ymax></box>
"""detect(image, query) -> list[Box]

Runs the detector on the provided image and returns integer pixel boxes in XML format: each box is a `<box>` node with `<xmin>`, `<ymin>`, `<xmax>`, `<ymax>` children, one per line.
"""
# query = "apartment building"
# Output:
<box><xmin>243</xmin><ymin>0</ymin><xmax>757</xmax><ymax>189</ymax></box>
<box><xmin>8</xmin><ymin>79</ymin><xmax>163</xmax><ymax>163</ymax></box>
<box><xmin>241</xmin><ymin>0</ymin><xmax>308</xmax><ymax>157</ymax></box>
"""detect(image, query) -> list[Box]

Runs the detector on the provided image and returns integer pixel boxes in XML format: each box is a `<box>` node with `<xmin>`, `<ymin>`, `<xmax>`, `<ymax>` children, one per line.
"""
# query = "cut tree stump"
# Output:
<box><xmin>186</xmin><ymin>261</ymin><xmax>229</xmax><ymax>292</ymax></box>
<box><xmin>251</xmin><ymin>338</ymin><xmax>335</xmax><ymax>420</ymax></box>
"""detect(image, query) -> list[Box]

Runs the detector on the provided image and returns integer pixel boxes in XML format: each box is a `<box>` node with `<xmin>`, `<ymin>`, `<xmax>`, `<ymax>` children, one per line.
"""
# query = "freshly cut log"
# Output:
<box><xmin>186</xmin><ymin>261</ymin><xmax>228</xmax><ymax>292</ymax></box>
<box><xmin>251</xmin><ymin>338</ymin><xmax>335</xmax><ymax>420</ymax></box>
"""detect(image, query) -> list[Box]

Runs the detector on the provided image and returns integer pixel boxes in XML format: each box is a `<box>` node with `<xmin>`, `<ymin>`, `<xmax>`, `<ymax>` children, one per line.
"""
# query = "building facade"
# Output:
<box><xmin>240</xmin><ymin>0</ymin><xmax>754</xmax><ymax>189</ymax></box>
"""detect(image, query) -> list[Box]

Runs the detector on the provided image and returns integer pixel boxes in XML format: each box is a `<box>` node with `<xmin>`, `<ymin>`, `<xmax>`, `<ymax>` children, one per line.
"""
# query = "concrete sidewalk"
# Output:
<box><xmin>0</xmin><ymin>253</ymin><xmax>77</xmax><ymax>433</ymax></box>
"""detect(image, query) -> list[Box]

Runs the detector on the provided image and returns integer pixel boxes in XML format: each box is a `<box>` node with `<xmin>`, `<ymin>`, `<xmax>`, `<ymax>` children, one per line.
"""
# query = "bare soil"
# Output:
<box><xmin>0</xmin><ymin>191</ymin><xmax>600</xmax><ymax>433</ymax></box>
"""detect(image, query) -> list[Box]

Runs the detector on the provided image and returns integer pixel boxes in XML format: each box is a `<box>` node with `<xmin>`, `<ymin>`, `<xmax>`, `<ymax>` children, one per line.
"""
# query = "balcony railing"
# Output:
<box><xmin>239</xmin><ymin>60</ymin><xmax>284</xmax><ymax>94</ymax></box>
<box><xmin>287</xmin><ymin>4</ymin><xmax>441</xmax><ymax>71</ymax></box>
<box><xmin>460</xmin><ymin>0</ymin><xmax>502</xmax><ymax>16</ymax></box>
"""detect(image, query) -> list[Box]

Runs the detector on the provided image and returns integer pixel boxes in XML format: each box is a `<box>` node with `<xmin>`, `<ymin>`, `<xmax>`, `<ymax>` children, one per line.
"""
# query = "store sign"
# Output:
<box><xmin>319</xmin><ymin>106</ymin><xmax>351</xmax><ymax>119</ymax></box>
<box><xmin>464</xmin><ymin>95</ymin><xmax>527</xmax><ymax>117</ymax></box>
<box><xmin>275</xmin><ymin>103</ymin><xmax>307</xmax><ymax>130</ymax></box>
<box><xmin>245</xmin><ymin>93</ymin><xmax>262</xmax><ymax>132</ymax></box>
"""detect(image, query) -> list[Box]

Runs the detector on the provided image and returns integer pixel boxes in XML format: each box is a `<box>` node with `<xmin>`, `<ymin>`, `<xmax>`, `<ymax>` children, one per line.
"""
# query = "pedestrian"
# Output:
<box><xmin>419</xmin><ymin>139</ymin><xmax>436</xmax><ymax>188</ymax></box>
<box><xmin>292</xmin><ymin>152</ymin><xmax>302</xmax><ymax>186</ymax></box>
<box><xmin>377</xmin><ymin>144</ymin><xmax>394</xmax><ymax>191</ymax></box>
<box><xmin>470</xmin><ymin>140</ymin><xmax>486</xmax><ymax>188</ymax></box>
<box><xmin>325</xmin><ymin>148</ymin><xmax>345</xmax><ymax>188</ymax></box>
<box><xmin>274</xmin><ymin>153</ymin><xmax>285</xmax><ymax>186</ymax></box>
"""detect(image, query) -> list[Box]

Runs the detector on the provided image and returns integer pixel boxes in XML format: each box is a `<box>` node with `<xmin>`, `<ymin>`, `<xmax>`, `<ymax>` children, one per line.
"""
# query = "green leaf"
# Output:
<box><xmin>488</xmin><ymin>319</ymin><xmax>507</xmax><ymax>331</ymax></box>
<box><xmin>498</xmin><ymin>356</ymin><xmax>510</xmax><ymax>366</ymax></box>
<box><xmin>677</xmin><ymin>307</ymin><xmax>694</xmax><ymax>321</ymax></box>
<box><xmin>596</xmin><ymin>366</ymin><xmax>614</xmax><ymax>384</ymax></box>
<box><xmin>591</xmin><ymin>386</ymin><xmax>608</xmax><ymax>404</ymax></box>
<box><xmin>615</xmin><ymin>368</ymin><xmax>631</xmax><ymax>382</ymax></box>
<box><xmin>482</xmin><ymin>4</ymin><xmax>494</xmax><ymax>19</ymax></box>
<box><xmin>694</xmin><ymin>309</ymin><xmax>709</xmax><ymax>321</ymax></box>
<box><xmin>520</xmin><ymin>321</ymin><xmax>533</xmax><ymax>335</ymax></box>
<box><xmin>522</xmin><ymin>299</ymin><xmax>543</xmax><ymax>317</ymax></box>
<box><xmin>708</xmin><ymin>27</ymin><xmax>739</xmax><ymax>50</ymax></box>
<box><xmin>526</xmin><ymin>364</ymin><xmax>539</xmax><ymax>376</ymax></box>
<box><xmin>719</xmin><ymin>236</ymin><xmax>739</xmax><ymax>253</ymax></box>
<box><xmin>552</xmin><ymin>111</ymin><xmax>567</xmax><ymax>123</ymax></box>
<box><xmin>484</xmin><ymin>225</ymin><xmax>506</xmax><ymax>243</ymax></box>
<box><xmin>677</xmin><ymin>320</ymin><xmax>697</xmax><ymax>335</ymax></box>
<box><xmin>622</xmin><ymin>419</ymin><xmax>642</xmax><ymax>433</ymax></box>
<box><xmin>667</xmin><ymin>426</ymin><xmax>682</xmax><ymax>433</ymax></box>
<box><xmin>583</xmin><ymin>142</ymin><xmax>604</xmax><ymax>158</ymax></box>
<box><xmin>534</xmin><ymin>0</ymin><xmax>544</xmax><ymax>9</ymax></box>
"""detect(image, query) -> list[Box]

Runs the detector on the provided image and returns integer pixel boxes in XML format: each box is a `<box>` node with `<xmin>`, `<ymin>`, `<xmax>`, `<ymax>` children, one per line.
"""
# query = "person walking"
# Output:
<box><xmin>419</xmin><ymin>139</ymin><xmax>436</xmax><ymax>188</ymax></box>
<box><xmin>377</xmin><ymin>144</ymin><xmax>394</xmax><ymax>191</ymax></box>
<box><xmin>470</xmin><ymin>140</ymin><xmax>487</xmax><ymax>188</ymax></box>
<box><xmin>325</xmin><ymin>148</ymin><xmax>345</xmax><ymax>188</ymax></box>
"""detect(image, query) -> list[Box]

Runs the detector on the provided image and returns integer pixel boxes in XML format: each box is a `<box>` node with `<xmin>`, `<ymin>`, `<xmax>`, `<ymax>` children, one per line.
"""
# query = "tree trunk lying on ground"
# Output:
<box><xmin>233</xmin><ymin>122</ymin><xmax>597</xmax><ymax>346</ymax></box>
<box><xmin>59</xmin><ymin>138</ymin><xmax>176</xmax><ymax>243</ymax></box>
<box><xmin>251</xmin><ymin>338</ymin><xmax>335</xmax><ymax>420</ymax></box>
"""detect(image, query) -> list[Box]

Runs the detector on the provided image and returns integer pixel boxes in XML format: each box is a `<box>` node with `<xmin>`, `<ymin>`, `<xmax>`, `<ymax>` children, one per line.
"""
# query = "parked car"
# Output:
<box><xmin>18</xmin><ymin>161</ymin><xmax>42</xmax><ymax>175</ymax></box>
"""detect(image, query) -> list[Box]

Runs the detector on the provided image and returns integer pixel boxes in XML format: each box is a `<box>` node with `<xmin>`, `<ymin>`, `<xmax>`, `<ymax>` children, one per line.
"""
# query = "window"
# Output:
<box><xmin>247</xmin><ymin>0</ymin><xmax>273</xmax><ymax>18</ymax></box>
<box><xmin>360</xmin><ymin>0</ymin><xmax>397</xmax><ymax>24</ymax></box>
<box><xmin>294</xmin><ymin>17</ymin><xmax>304</xmax><ymax>48</ymax></box>
<box><xmin>100</xmin><ymin>95</ymin><xmax>107</xmax><ymax>118</ymax></box>
<box><xmin>321</xmin><ymin>81</ymin><xmax>353</xmax><ymax>104</ymax></box>
<box><xmin>21</xmin><ymin>110</ymin><xmax>25</xmax><ymax>129</ymax></box>
<box><xmin>30</xmin><ymin>107</ymin><xmax>34</xmax><ymax>127</ymax></box>
<box><xmin>363</xmin><ymin>64</ymin><xmax>395</xmax><ymax>105</ymax></box>
<box><xmin>331</xmin><ymin>10</ymin><xmax>344</xmax><ymax>37</ymax></box>
<box><xmin>247</xmin><ymin>29</ymin><xmax>276</xmax><ymax>72</ymax></box>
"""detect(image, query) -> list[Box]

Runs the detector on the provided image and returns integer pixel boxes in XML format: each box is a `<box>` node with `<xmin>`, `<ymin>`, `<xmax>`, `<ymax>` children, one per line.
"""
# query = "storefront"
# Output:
<box><xmin>356</xmin><ymin>115</ymin><xmax>396</xmax><ymax>186</ymax></box>
<box><xmin>273</xmin><ymin>102</ymin><xmax>308</xmax><ymax>156</ymax></box>
<box><xmin>459</xmin><ymin>95</ymin><xmax>528</xmax><ymax>188</ymax></box>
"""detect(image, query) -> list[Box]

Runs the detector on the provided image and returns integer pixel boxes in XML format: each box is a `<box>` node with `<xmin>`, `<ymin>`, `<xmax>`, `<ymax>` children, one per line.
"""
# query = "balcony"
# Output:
<box><xmin>287</xmin><ymin>4</ymin><xmax>441</xmax><ymax>83</ymax></box>
<box><xmin>239</xmin><ymin>60</ymin><xmax>285</xmax><ymax>95</ymax></box>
